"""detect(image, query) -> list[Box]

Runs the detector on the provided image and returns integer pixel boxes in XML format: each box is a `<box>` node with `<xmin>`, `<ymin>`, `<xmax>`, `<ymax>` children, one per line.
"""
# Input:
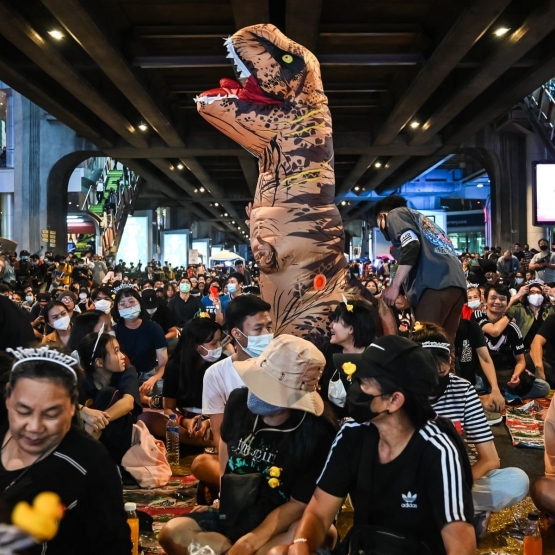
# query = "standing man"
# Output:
<box><xmin>234</xmin><ymin>259</ymin><xmax>252</xmax><ymax>285</ymax></box>
<box><xmin>168</xmin><ymin>277</ymin><xmax>204</xmax><ymax>328</ymax></box>
<box><xmin>374</xmin><ymin>195</ymin><xmax>466</xmax><ymax>343</ymax></box>
<box><xmin>530</xmin><ymin>238</ymin><xmax>555</xmax><ymax>283</ymax></box>
<box><xmin>497</xmin><ymin>250</ymin><xmax>520</xmax><ymax>287</ymax></box>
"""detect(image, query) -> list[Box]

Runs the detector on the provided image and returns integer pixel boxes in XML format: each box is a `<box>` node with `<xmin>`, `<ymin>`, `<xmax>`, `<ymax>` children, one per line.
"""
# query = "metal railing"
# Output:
<box><xmin>528</xmin><ymin>81</ymin><xmax>555</xmax><ymax>141</ymax></box>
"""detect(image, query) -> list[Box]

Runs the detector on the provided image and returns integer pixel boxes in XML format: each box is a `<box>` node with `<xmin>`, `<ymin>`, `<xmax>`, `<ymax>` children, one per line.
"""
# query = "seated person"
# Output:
<box><xmin>139</xmin><ymin>316</ymin><xmax>222</xmax><ymax>449</ymax></box>
<box><xmin>471</xmin><ymin>284</ymin><xmax>550</xmax><ymax>401</ymax></box>
<box><xmin>454</xmin><ymin>318</ymin><xmax>505</xmax><ymax>413</ymax></box>
<box><xmin>192</xmin><ymin>295</ymin><xmax>273</xmax><ymax>495</ymax></box>
<box><xmin>314</xmin><ymin>298</ymin><xmax>378</xmax><ymax>419</ymax></box>
<box><xmin>159</xmin><ymin>335</ymin><xmax>338</xmax><ymax>555</ymax></box>
<box><xmin>2</xmin><ymin>345</ymin><xmax>131</xmax><ymax>554</ymax></box>
<box><xmin>413</xmin><ymin>322</ymin><xmax>529</xmax><ymax>538</ymax></box>
<box><xmin>530</xmin><ymin>313</ymin><xmax>555</xmax><ymax>388</ymax></box>
<box><xmin>66</xmin><ymin>309</ymin><xmax>114</xmax><ymax>355</ymax></box>
<box><xmin>461</xmin><ymin>286</ymin><xmax>483</xmax><ymax>320</ymax></box>
<box><xmin>77</xmin><ymin>333</ymin><xmax>142</xmax><ymax>463</ymax></box>
<box><xmin>530</xmin><ymin>398</ymin><xmax>555</xmax><ymax>523</ymax></box>
<box><xmin>42</xmin><ymin>301</ymin><xmax>73</xmax><ymax>347</ymax></box>
<box><xmin>278</xmin><ymin>335</ymin><xmax>476</xmax><ymax>555</ymax></box>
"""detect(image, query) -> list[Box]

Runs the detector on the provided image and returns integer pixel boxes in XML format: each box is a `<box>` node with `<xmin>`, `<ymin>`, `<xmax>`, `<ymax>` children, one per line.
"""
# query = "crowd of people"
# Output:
<box><xmin>0</xmin><ymin>195</ymin><xmax>555</xmax><ymax>553</ymax></box>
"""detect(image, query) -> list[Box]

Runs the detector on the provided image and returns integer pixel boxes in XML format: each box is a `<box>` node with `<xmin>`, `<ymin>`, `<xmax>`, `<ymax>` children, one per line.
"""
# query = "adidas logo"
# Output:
<box><xmin>401</xmin><ymin>491</ymin><xmax>418</xmax><ymax>509</ymax></box>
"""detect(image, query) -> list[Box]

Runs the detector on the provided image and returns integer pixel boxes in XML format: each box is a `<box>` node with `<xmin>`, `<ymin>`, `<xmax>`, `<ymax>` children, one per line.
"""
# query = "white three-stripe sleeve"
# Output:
<box><xmin>419</xmin><ymin>423</ymin><xmax>466</xmax><ymax>523</ymax></box>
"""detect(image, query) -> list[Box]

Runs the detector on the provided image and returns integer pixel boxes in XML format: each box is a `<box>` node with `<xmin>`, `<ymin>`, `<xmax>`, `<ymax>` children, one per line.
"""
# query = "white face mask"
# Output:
<box><xmin>328</xmin><ymin>370</ymin><xmax>347</xmax><ymax>407</ymax></box>
<box><xmin>515</xmin><ymin>278</ymin><xmax>524</xmax><ymax>285</ymax></box>
<box><xmin>237</xmin><ymin>329</ymin><xmax>274</xmax><ymax>358</ymax></box>
<box><xmin>52</xmin><ymin>315</ymin><xmax>71</xmax><ymax>331</ymax></box>
<box><xmin>25</xmin><ymin>295</ymin><xmax>34</xmax><ymax>303</ymax></box>
<box><xmin>550</xmin><ymin>295</ymin><xmax>555</xmax><ymax>302</ymax></box>
<box><xmin>107</xmin><ymin>330</ymin><xmax>116</xmax><ymax>337</ymax></box>
<box><xmin>119</xmin><ymin>305</ymin><xmax>141</xmax><ymax>320</ymax></box>
<box><xmin>528</xmin><ymin>294</ymin><xmax>544</xmax><ymax>307</ymax></box>
<box><xmin>94</xmin><ymin>299</ymin><xmax>112</xmax><ymax>314</ymax></box>
<box><xmin>467</xmin><ymin>300</ymin><xmax>481</xmax><ymax>309</ymax></box>
<box><xmin>79</xmin><ymin>293</ymin><xmax>87</xmax><ymax>300</ymax></box>
<box><xmin>200</xmin><ymin>345</ymin><xmax>223</xmax><ymax>363</ymax></box>
<box><xmin>146</xmin><ymin>308</ymin><xmax>157</xmax><ymax>315</ymax></box>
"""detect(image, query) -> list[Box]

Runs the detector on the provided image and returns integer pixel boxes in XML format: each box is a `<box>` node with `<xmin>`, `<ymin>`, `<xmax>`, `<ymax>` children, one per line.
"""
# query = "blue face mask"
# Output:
<box><xmin>237</xmin><ymin>330</ymin><xmax>274</xmax><ymax>358</ymax></box>
<box><xmin>247</xmin><ymin>391</ymin><xmax>283</xmax><ymax>415</ymax></box>
<box><xmin>227</xmin><ymin>283</ymin><xmax>237</xmax><ymax>295</ymax></box>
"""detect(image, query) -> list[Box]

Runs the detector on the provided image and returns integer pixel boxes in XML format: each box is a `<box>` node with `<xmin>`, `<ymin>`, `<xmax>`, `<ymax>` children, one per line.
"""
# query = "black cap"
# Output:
<box><xmin>141</xmin><ymin>288</ymin><xmax>158</xmax><ymax>309</ymax></box>
<box><xmin>37</xmin><ymin>292</ymin><xmax>51</xmax><ymax>302</ymax></box>
<box><xmin>333</xmin><ymin>335</ymin><xmax>438</xmax><ymax>395</ymax></box>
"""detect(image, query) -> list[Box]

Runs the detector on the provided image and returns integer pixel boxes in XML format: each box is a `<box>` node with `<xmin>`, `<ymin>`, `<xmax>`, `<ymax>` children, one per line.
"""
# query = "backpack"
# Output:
<box><xmin>121</xmin><ymin>421</ymin><xmax>172</xmax><ymax>488</ymax></box>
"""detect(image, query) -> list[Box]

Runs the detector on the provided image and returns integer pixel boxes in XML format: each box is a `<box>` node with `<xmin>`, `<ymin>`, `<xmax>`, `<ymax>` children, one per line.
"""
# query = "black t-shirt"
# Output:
<box><xmin>149</xmin><ymin>304</ymin><xmax>176</xmax><ymax>335</ymax></box>
<box><xmin>163</xmin><ymin>356</ymin><xmax>218</xmax><ymax>410</ymax></box>
<box><xmin>221</xmin><ymin>388</ymin><xmax>336</xmax><ymax>526</ymax></box>
<box><xmin>317</xmin><ymin>421</ymin><xmax>474</xmax><ymax>555</ymax></box>
<box><xmin>0</xmin><ymin>426</ymin><xmax>131</xmax><ymax>555</ymax></box>
<box><xmin>115</xmin><ymin>319</ymin><xmax>167</xmax><ymax>375</ymax></box>
<box><xmin>168</xmin><ymin>295</ymin><xmax>204</xmax><ymax>328</ymax></box>
<box><xmin>455</xmin><ymin>319</ymin><xmax>487</xmax><ymax>384</ymax></box>
<box><xmin>472</xmin><ymin>310</ymin><xmax>525</xmax><ymax>381</ymax></box>
<box><xmin>80</xmin><ymin>365</ymin><xmax>143</xmax><ymax>418</ymax></box>
<box><xmin>514</xmin><ymin>251</ymin><xmax>525</xmax><ymax>262</ymax></box>
<box><xmin>538</xmin><ymin>314</ymin><xmax>555</xmax><ymax>365</ymax></box>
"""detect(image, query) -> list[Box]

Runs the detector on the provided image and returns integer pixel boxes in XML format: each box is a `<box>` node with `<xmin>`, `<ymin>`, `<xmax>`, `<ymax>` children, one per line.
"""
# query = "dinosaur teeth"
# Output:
<box><xmin>194</xmin><ymin>94</ymin><xmax>238</xmax><ymax>105</ymax></box>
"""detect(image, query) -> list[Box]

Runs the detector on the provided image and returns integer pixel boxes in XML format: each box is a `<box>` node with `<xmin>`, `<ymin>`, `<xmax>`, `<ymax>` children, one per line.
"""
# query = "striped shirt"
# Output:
<box><xmin>432</xmin><ymin>374</ymin><xmax>493</xmax><ymax>444</ymax></box>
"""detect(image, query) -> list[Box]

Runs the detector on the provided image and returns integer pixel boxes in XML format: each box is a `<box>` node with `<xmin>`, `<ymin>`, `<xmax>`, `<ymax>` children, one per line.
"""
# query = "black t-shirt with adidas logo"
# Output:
<box><xmin>317</xmin><ymin>420</ymin><xmax>474</xmax><ymax>555</ymax></box>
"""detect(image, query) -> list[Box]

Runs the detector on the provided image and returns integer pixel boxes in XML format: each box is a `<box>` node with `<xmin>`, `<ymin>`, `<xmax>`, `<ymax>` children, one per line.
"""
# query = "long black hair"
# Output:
<box><xmin>66</xmin><ymin>310</ymin><xmax>105</xmax><ymax>352</ymax></box>
<box><xmin>169</xmin><ymin>317</ymin><xmax>222</xmax><ymax>407</ymax></box>
<box><xmin>77</xmin><ymin>333</ymin><xmax>115</xmax><ymax>378</ymax></box>
<box><xmin>330</xmin><ymin>299</ymin><xmax>378</xmax><ymax>348</ymax></box>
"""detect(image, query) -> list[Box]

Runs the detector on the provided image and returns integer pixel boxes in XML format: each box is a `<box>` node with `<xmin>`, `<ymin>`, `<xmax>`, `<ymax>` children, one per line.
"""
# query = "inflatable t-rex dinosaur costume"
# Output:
<box><xmin>195</xmin><ymin>24</ymin><xmax>349</xmax><ymax>335</ymax></box>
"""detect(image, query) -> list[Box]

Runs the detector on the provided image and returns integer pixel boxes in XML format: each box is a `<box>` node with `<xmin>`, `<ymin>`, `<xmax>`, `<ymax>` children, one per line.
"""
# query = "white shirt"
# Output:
<box><xmin>202</xmin><ymin>356</ymin><xmax>244</xmax><ymax>415</ymax></box>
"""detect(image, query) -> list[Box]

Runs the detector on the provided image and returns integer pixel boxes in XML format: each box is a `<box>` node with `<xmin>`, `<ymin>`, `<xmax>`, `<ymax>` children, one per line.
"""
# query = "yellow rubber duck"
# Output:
<box><xmin>12</xmin><ymin>492</ymin><xmax>64</xmax><ymax>542</ymax></box>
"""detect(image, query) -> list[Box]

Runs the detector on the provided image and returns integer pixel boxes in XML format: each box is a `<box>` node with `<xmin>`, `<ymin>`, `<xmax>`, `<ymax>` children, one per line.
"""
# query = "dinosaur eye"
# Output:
<box><xmin>282</xmin><ymin>54</ymin><xmax>293</xmax><ymax>63</ymax></box>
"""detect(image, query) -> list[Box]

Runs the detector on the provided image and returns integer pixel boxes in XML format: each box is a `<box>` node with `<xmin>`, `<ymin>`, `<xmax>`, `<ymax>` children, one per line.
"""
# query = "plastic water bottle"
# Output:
<box><xmin>166</xmin><ymin>414</ymin><xmax>180</xmax><ymax>466</ymax></box>
<box><xmin>523</xmin><ymin>512</ymin><xmax>542</xmax><ymax>555</ymax></box>
<box><xmin>125</xmin><ymin>502</ymin><xmax>139</xmax><ymax>555</ymax></box>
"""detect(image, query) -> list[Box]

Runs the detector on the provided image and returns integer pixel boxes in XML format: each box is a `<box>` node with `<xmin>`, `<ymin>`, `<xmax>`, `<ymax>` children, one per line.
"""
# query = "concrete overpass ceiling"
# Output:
<box><xmin>1</xmin><ymin>0</ymin><xmax>555</xmax><ymax>232</ymax></box>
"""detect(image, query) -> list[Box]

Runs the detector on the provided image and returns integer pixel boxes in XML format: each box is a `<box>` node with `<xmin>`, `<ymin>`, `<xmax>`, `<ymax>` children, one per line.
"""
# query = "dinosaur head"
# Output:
<box><xmin>195</xmin><ymin>24</ymin><xmax>327</xmax><ymax>154</ymax></box>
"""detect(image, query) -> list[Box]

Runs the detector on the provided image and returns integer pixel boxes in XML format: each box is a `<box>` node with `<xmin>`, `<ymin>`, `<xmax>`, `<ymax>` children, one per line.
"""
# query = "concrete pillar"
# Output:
<box><xmin>1</xmin><ymin>192</ymin><xmax>13</xmax><ymax>239</ymax></box>
<box><xmin>525</xmin><ymin>132</ymin><xmax>553</xmax><ymax>247</ymax></box>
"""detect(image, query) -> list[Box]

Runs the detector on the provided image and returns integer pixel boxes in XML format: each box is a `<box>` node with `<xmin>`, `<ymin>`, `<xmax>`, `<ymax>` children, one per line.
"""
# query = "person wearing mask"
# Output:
<box><xmin>77</xmin><ymin>288</ymin><xmax>91</xmax><ymax>313</ymax></box>
<box><xmin>57</xmin><ymin>290</ymin><xmax>81</xmax><ymax>321</ymax></box>
<box><xmin>471</xmin><ymin>284</ymin><xmax>550</xmax><ymax>401</ymax></box>
<box><xmin>42</xmin><ymin>301</ymin><xmax>73</xmax><ymax>347</ymax></box>
<box><xmin>168</xmin><ymin>277</ymin><xmax>204</xmax><ymax>329</ymax></box>
<box><xmin>506</xmin><ymin>280</ymin><xmax>554</xmax><ymax>349</ymax></box>
<box><xmin>412</xmin><ymin>323</ymin><xmax>528</xmax><ymax>538</ymax></box>
<box><xmin>30</xmin><ymin>292</ymin><xmax>51</xmax><ymax>339</ymax></box>
<box><xmin>530</xmin><ymin>238</ymin><xmax>555</xmax><ymax>283</ymax></box>
<box><xmin>114</xmin><ymin>287</ymin><xmax>168</xmax><ymax>399</ymax></box>
<box><xmin>374</xmin><ymin>195</ymin><xmax>466</xmax><ymax>344</ymax></box>
<box><xmin>0</xmin><ymin>346</ymin><xmax>132</xmax><ymax>554</ymax></box>
<box><xmin>530</xmin><ymin>314</ymin><xmax>555</xmax><ymax>388</ymax></box>
<box><xmin>159</xmin><ymin>335</ymin><xmax>338</xmax><ymax>555</ymax></box>
<box><xmin>362</xmin><ymin>279</ymin><xmax>380</xmax><ymax>297</ymax></box>
<box><xmin>22</xmin><ymin>286</ymin><xmax>35</xmax><ymax>309</ymax></box>
<box><xmin>142</xmin><ymin>288</ymin><xmax>178</xmax><ymax>341</ymax></box>
<box><xmin>193</xmin><ymin>296</ymin><xmax>273</xmax><ymax>494</ymax></box>
<box><xmin>201</xmin><ymin>279</ymin><xmax>225</xmax><ymax>323</ymax></box>
<box><xmin>461</xmin><ymin>286</ymin><xmax>483</xmax><ymax>320</ymax></box>
<box><xmin>90</xmin><ymin>286</ymin><xmax>114</xmax><ymax>317</ymax></box>
<box><xmin>281</xmin><ymin>335</ymin><xmax>475</xmax><ymax>555</ymax></box>
<box><xmin>140</xmin><ymin>317</ymin><xmax>222</xmax><ymax>450</ymax></box>
<box><xmin>316</xmin><ymin>299</ymin><xmax>378</xmax><ymax>419</ymax></box>
<box><xmin>496</xmin><ymin>250</ymin><xmax>520</xmax><ymax>287</ymax></box>
<box><xmin>71</xmin><ymin>259</ymin><xmax>90</xmax><ymax>286</ymax></box>
<box><xmin>77</xmin><ymin>333</ymin><xmax>142</xmax><ymax>463</ymax></box>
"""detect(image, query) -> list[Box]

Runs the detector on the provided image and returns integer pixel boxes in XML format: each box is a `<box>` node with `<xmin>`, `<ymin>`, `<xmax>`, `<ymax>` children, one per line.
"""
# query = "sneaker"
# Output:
<box><xmin>484</xmin><ymin>410</ymin><xmax>503</xmax><ymax>426</ymax></box>
<box><xmin>474</xmin><ymin>511</ymin><xmax>491</xmax><ymax>539</ymax></box>
<box><xmin>148</xmin><ymin>395</ymin><xmax>163</xmax><ymax>409</ymax></box>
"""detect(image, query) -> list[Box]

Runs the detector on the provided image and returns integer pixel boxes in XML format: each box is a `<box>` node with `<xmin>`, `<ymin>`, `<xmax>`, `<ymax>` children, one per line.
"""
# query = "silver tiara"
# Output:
<box><xmin>421</xmin><ymin>341</ymin><xmax>451</xmax><ymax>353</ymax></box>
<box><xmin>112</xmin><ymin>283</ymin><xmax>136</xmax><ymax>295</ymax></box>
<box><xmin>467</xmin><ymin>283</ymin><xmax>480</xmax><ymax>289</ymax></box>
<box><xmin>6</xmin><ymin>347</ymin><xmax>78</xmax><ymax>382</ymax></box>
<box><xmin>528</xmin><ymin>279</ymin><xmax>545</xmax><ymax>287</ymax></box>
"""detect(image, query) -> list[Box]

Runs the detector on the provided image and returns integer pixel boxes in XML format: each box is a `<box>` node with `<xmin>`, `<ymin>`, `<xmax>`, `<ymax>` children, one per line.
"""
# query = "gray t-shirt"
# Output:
<box><xmin>386</xmin><ymin>207</ymin><xmax>466</xmax><ymax>305</ymax></box>
<box><xmin>530</xmin><ymin>251</ymin><xmax>555</xmax><ymax>283</ymax></box>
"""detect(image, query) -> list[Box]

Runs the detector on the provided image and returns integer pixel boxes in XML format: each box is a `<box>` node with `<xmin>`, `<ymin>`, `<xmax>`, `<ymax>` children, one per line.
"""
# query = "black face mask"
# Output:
<box><xmin>346</xmin><ymin>380</ymin><xmax>389</xmax><ymax>423</ymax></box>
<box><xmin>429</xmin><ymin>373</ymin><xmax>450</xmax><ymax>401</ymax></box>
<box><xmin>540</xmin><ymin>244</ymin><xmax>549</xmax><ymax>251</ymax></box>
